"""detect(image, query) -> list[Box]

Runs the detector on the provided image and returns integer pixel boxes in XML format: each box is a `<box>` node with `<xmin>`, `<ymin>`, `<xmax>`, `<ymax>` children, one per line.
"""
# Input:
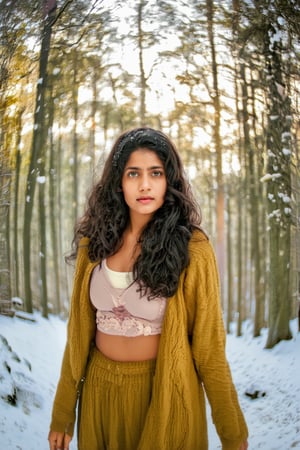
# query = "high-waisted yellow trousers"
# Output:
<box><xmin>78</xmin><ymin>346</ymin><xmax>156</xmax><ymax>450</ymax></box>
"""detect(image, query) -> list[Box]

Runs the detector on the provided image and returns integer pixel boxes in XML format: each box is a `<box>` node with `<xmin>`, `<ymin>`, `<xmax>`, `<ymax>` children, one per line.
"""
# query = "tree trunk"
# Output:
<box><xmin>23</xmin><ymin>0</ymin><xmax>57</xmax><ymax>313</ymax></box>
<box><xmin>239</xmin><ymin>62</ymin><xmax>262</xmax><ymax>336</ymax></box>
<box><xmin>90</xmin><ymin>73</ymin><xmax>97</xmax><ymax>176</ymax></box>
<box><xmin>137</xmin><ymin>0</ymin><xmax>147</xmax><ymax>126</ymax></box>
<box><xmin>13</xmin><ymin>109</ymin><xmax>24</xmax><ymax>298</ymax></box>
<box><xmin>236</xmin><ymin>190</ymin><xmax>243</xmax><ymax>337</ymax></box>
<box><xmin>38</xmin><ymin>154</ymin><xmax>48</xmax><ymax>318</ymax></box>
<box><xmin>206</xmin><ymin>0</ymin><xmax>225</xmax><ymax>304</ymax></box>
<box><xmin>72</xmin><ymin>49</ymin><xmax>79</xmax><ymax>224</ymax></box>
<box><xmin>250</xmin><ymin>70</ymin><xmax>265</xmax><ymax>334</ymax></box>
<box><xmin>57</xmin><ymin>129</ymin><xmax>69</xmax><ymax>312</ymax></box>
<box><xmin>0</xmin><ymin>0</ymin><xmax>21</xmax><ymax>315</ymax></box>
<box><xmin>226</xmin><ymin>189</ymin><xmax>233</xmax><ymax>333</ymax></box>
<box><xmin>264</xmin><ymin>31</ymin><xmax>292</xmax><ymax>348</ymax></box>
<box><xmin>0</xmin><ymin>157</ymin><xmax>12</xmax><ymax>314</ymax></box>
<box><xmin>232</xmin><ymin>0</ymin><xmax>243</xmax><ymax>337</ymax></box>
<box><xmin>48</xmin><ymin>91</ymin><xmax>61</xmax><ymax>314</ymax></box>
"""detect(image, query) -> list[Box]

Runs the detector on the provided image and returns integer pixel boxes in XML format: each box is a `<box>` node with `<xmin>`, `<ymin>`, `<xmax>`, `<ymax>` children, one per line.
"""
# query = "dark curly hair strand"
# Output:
<box><xmin>69</xmin><ymin>127</ymin><xmax>202</xmax><ymax>299</ymax></box>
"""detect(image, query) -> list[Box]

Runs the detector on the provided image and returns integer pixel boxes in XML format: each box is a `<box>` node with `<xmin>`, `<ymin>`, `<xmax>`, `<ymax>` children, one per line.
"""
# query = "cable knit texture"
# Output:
<box><xmin>50</xmin><ymin>230</ymin><xmax>248</xmax><ymax>449</ymax></box>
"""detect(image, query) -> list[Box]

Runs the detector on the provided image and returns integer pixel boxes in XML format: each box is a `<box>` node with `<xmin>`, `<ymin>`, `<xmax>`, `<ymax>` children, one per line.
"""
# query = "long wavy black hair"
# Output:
<box><xmin>70</xmin><ymin>127</ymin><xmax>202</xmax><ymax>298</ymax></box>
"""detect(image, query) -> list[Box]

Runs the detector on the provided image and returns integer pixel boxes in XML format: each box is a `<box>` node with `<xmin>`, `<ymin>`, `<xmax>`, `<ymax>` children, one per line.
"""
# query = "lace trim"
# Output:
<box><xmin>96</xmin><ymin>309</ymin><xmax>162</xmax><ymax>337</ymax></box>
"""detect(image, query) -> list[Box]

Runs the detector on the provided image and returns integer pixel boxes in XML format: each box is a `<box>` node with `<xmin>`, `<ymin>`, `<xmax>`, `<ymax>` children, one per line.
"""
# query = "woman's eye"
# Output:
<box><xmin>152</xmin><ymin>170</ymin><xmax>164</xmax><ymax>177</ymax></box>
<box><xmin>128</xmin><ymin>171</ymin><xmax>139</xmax><ymax>178</ymax></box>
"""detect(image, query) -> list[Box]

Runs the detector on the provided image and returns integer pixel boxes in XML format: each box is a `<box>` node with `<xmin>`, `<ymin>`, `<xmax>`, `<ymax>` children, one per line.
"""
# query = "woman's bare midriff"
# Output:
<box><xmin>95</xmin><ymin>330</ymin><xmax>160</xmax><ymax>361</ymax></box>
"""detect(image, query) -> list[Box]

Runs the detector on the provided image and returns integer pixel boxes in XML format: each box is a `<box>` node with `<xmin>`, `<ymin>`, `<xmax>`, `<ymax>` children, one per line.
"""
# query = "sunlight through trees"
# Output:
<box><xmin>0</xmin><ymin>0</ymin><xmax>299</xmax><ymax>348</ymax></box>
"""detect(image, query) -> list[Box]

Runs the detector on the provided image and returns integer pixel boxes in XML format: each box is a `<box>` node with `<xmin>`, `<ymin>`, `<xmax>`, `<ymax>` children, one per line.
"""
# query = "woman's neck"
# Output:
<box><xmin>123</xmin><ymin>226</ymin><xmax>143</xmax><ymax>245</ymax></box>
<box><xmin>126</xmin><ymin>213</ymin><xmax>152</xmax><ymax>241</ymax></box>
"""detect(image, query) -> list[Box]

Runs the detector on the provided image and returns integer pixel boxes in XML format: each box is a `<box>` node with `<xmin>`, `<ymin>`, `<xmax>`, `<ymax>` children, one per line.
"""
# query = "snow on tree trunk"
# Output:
<box><xmin>263</xmin><ymin>26</ymin><xmax>292</xmax><ymax>348</ymax></box>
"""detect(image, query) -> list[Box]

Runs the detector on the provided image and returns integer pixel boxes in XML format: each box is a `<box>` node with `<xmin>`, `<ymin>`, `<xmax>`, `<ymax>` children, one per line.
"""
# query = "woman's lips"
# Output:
<box><xmin>137</xmin><ymin>196</ymin><xmax>154</xmax><ymax>204</ymax></box>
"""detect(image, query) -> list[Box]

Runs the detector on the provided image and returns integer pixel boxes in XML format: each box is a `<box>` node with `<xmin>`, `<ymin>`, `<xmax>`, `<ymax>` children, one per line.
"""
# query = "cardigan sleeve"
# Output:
<box><xmin>49</xmin><ymin>340</ymin><xmax>79</xmax><ymax>436</ymax></box>
<box><xmin>185</xmin><ymin>234</ymin><xmax>248</xmax><ymax>450</ymax></box>
<box><xmin>49</xmin><ymin>237</ymin><xmax>96</xmax><ymax>438</ymax></box>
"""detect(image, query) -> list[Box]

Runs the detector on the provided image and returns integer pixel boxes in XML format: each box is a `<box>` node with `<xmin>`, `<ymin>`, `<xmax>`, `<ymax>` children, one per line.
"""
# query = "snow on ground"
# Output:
<box><xmin>0</xmin><ymin>312</ymin><xmax>299</xmax><ymax>450</ymax></box>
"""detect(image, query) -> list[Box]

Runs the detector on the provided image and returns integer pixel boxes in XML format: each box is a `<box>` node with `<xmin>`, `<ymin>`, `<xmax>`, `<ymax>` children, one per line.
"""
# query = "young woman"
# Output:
<box><xmin>48</xmin><ymin>127</ymin><xmax>248</xmax><ymax>450</ymax></box>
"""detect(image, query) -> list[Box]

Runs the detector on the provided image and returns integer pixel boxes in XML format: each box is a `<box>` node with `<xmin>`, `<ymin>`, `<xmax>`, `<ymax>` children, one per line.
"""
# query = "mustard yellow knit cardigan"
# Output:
<box><xmin>50</xmin><ymin>230</ymin><xmax>248</xmax><ymax>450</ymax></box>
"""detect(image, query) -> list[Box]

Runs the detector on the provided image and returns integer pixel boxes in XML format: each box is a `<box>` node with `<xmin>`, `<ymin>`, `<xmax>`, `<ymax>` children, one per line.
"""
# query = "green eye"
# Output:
<box><xmin>128</xmin><ymin>171</ymin><xmax>138</xmax><ymax>177</ymax></box>
<box><xmin>152</xmin><ymin>170</ymin><xmax>163</xmax><ymax>177</ymax></box>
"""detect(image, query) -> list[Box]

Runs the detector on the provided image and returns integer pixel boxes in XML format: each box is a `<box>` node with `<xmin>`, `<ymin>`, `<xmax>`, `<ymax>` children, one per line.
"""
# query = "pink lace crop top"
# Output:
<box><xmin>89</xmin><ymin>260</ymin><xmax>167</xmax><ymax>337</ymax></box>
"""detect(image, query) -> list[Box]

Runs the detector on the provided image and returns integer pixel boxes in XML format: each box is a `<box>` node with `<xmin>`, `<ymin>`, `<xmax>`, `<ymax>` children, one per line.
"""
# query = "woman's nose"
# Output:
<box><xmin>139</xmin><ymin>173</ymin><xmax>151</xmax><ymax>191</ymax></box>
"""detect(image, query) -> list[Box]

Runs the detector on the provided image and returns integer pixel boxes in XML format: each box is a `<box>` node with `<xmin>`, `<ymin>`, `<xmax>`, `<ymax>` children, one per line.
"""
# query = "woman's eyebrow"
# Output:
<box><xmin>124</xmin><ymin>165</ymin><xmax>164</xmax><ymax>170</ymax></box>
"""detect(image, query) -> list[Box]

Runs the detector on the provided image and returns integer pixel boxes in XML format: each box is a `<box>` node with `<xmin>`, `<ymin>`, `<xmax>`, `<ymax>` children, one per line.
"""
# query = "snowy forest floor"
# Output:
<box><xmin>0</xmin><ymin>313</ymin><xmax>299</xmax><ymax>450</ymax></box>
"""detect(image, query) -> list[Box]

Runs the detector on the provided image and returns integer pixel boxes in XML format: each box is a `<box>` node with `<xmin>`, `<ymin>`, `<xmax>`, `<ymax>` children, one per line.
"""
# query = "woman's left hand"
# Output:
<box><xmin>239</xmin><ymin>440</ymin><xmax>248</xmax><ymax>450</ymax></box>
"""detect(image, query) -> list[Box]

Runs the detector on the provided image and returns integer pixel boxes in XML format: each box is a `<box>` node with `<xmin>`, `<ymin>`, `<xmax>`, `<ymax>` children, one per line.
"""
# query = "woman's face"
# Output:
<box><xmin>121</xmin><ymin>148</ymin><xmax>167</xmax><ymax>222</ymax></box>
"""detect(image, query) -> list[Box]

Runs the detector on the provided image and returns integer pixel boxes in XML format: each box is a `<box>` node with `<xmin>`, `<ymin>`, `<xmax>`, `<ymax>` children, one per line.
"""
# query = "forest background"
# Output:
<box><xmin>0</xmin><ymin>0</ymin><xmax>299</xmax><ymax>349</ymax></box>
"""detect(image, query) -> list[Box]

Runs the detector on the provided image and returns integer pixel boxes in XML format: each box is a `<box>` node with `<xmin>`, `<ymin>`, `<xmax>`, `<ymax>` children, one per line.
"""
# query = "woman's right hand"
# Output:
<box><xmin>48</xmin><ymin>430</ymin><xmax>72</xmax><ymax>450</ymax></box>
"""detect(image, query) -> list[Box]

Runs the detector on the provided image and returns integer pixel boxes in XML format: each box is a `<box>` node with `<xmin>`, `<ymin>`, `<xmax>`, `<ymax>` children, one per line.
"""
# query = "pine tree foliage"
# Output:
<box><xmin>0</xmin><ymin>0</ymin><xmax>299</xmax><ymax>347</ymax></box>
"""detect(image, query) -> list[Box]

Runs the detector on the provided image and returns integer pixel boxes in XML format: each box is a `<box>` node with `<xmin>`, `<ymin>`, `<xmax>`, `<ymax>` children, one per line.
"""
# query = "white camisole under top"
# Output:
<box><xmin>89</xmin><ymin>259</ymin><xmax>167</xmax><ymax>337</ymax></box>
